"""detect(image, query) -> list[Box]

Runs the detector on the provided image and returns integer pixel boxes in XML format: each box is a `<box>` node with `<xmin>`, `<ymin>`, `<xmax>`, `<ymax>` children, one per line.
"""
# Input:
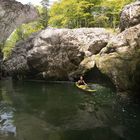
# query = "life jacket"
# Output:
<box><xmin>78</xmin><ymin>80</ymin><xmax>85</xmax><ymax>85</ymax></box>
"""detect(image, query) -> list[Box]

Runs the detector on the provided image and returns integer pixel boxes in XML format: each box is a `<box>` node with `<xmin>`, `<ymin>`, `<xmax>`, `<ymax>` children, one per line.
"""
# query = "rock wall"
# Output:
<box><xmin>3</xmin><ymin>28</ymin><xmax>111</xmax><ymax>80</ymax></box>
<box><xmin>0</xmin><ymin>0</ymin><xmax>38</xmax><ymax>43</ymax></box>
<box><xmin>96</xmin><ymin>24</ymin><xmax>140</xmax><ymax>91</ymax></box>
<box><xmin>94</xmin><ymin>1</ymin><xmax>140</xmax><ymax>91</ymax></box>
<box><xmin>120</xmin><ymin>1</ymin><xmax>140</xmax><ymax>31</ymax></box>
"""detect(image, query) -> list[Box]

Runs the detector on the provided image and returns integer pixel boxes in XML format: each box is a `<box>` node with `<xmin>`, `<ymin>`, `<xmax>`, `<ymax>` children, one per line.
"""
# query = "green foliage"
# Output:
<box><xmin>2</xmin><ymin>0</ymin><xmax>136</xmax><ymax>59</ymax></box>
<box><xmin>3</xmin><ymin>21</ymin><xmax>44</xmax><ymax>58</ymax></box>
<box><xmin>49</xmin><ymin>0</ymin><xmax>94</xmax><ymax>28</ymax></box>
<box><xmin>36</xmin><ymin>4</ymin><xmax>49</xmax><ymax>28</ymax></box>
<box><xmin>48</xmin><ymin>0</ymin><xmax>136</xmax><ymax>28</ymax></box>
<box><xmin>99</xmin><ymin>0</ymin><xmax>136</xmax><ymax>28</ymax></box>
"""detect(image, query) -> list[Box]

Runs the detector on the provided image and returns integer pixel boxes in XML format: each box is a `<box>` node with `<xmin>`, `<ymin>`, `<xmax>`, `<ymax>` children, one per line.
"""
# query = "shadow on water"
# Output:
<box><xmin>0</xmin><ymin>79</ymin><xmax>140</xmax><ymax>140</ymax></box>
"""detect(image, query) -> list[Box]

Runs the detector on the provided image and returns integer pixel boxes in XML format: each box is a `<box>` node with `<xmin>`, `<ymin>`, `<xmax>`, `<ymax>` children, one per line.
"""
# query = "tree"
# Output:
<box><xmin>39</xmin><ymin>0</ymin><xmax>49</xmax><ymax>27</ymax></box>
<box><xmin>41</xmin><ymin>0</ymin><xmax>49</xmax><ymax>7</ymax></box>
<box><xmin>2</xmin><ymin>1</ymin><xmax>50</xmax><ymax>58</ymax></box>
<box><xmin>99</xmin><ymin>0</ymin><xmax>136</xmax><ymax>28</ymax></box>
<box><xmin>3</xmin><ymin>21</ymin><xmax>43</xmax><ymax>58</ymax></box>
<box><xmin>48</xmin><ymin>0</ymin><xmax>136</xmax><ymax>28</ymax></box>
<box><xmin>49</xmin><ymin>0</ymin><xmax>94</xmax><ymax>28</ymax></box>
<box><xmin>3</xmin><ymin>0</ymin><xmax>136</xmax><ymax>58</ymax></box>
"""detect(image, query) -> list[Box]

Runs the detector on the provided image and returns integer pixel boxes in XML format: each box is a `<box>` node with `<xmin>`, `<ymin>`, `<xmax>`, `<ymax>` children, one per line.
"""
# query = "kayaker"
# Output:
<box><xmin>77</xmin><ymin>76</ymin><xmax>87</xmax><ymax>85</ymax></box>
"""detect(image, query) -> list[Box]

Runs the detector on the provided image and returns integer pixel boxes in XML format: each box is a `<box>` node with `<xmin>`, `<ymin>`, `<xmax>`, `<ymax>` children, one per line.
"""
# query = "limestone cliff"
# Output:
<box><xmin>120</xmin><ymin>1</ymin><xmax>140</xmax><ymax>31</ymax></box>
<box><xmin>95</xmin><ymin>24</ymin><xmax>140</xmax><ymax>91</ymax></box>
<box><xmin>3</xmin><ymin>28</ymin><xmax>111</xmax><ymax>80</ymax></box>
<box><xmin>0</xmin><ymin>0</ymin><xmax>38</xmax><ymax>43</ymax></box>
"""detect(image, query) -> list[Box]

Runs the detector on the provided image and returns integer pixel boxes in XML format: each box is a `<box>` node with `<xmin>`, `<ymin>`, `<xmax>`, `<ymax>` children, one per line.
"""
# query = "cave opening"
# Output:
<box><xmin>84</xmin><ymin>66</ymin><xmax>116</xmax><ymax>89</ymax></box>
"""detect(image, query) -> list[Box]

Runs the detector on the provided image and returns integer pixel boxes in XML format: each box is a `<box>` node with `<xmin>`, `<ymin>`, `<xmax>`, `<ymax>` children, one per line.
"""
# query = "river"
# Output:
<box><xmin>0</xmin><ymin>79</ymin><xmax>140</xmax><ymax>140</ymax></box>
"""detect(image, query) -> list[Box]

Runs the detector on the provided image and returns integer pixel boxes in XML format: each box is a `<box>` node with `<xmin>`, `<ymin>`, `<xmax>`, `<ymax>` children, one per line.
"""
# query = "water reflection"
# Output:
<box><xmin>0</xmin><ymin>87</ymin><xmax>16</xmax><ymax>137</ymax></box>
<box><xmin>0</xmin><ymin>110</ymin><xmax>16</xmax><ymax>135</ymax></box>
<box><xmin>0</xmin><ymin>79</ymin><xmax>139</xmax><ymax>140</ymax></box>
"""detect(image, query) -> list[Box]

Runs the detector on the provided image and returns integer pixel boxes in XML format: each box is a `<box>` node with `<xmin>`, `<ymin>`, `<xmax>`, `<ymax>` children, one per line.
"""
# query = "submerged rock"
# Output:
<box><xmin>120</xmin><ymin>1</ymin><xmax>140</xmax><ymax>31</ymax></box>
<box><xmin>0</xmin><ymin>0</ymin><xmax>38</xmax><ymax>43</ymax></box>
<box><xmin>3</xmin><ymin>28</ymin><xmax>111</xmax><ymax>80</ymax></box>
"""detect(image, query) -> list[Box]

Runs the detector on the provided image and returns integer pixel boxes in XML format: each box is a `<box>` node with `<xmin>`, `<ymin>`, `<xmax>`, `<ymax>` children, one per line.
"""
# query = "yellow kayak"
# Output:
<box><xmin>75</xmin><ymin>82</ymin><xmax>96</xmax><ymax>92</ymax></box>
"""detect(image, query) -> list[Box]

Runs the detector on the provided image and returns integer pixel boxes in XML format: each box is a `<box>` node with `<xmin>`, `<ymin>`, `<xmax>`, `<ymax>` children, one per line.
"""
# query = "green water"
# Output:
<box><xmin>0</xmin><ymin>79</ymin><xmax>140</xmax><ymax>140</ymax></box>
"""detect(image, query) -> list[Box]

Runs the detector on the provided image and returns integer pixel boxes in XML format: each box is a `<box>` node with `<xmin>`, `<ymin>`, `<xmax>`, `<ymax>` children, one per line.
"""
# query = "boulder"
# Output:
<box><xmin>3</xmin><ymin>28</ymin><xmax>111</xmax><ymax>80</ymax></box>
<box><xmin>96</xmin><ymin>24</ymin><xmax>140</xmax><ymax>91</ymax></box>
<box><xmin>0</xmin><ymin>0</ymin><xmax>38</xmax><ymax>43</ymax></box>
<box><xmin>120</xmin><ymin>1</ymin><xmax>140</xmax><ymax>31</ymax></box>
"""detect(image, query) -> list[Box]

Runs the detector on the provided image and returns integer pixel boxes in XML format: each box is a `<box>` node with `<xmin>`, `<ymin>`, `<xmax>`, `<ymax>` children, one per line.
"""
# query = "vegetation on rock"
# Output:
<box><xmin>2</xmin><ymin>3</ymin><xmax>49</xmax><ymax>58</ymax></box>
<box><xmin>2</xmin><ymin>0</ymin><xmax>136</xmax><ymax>58</ymax></box>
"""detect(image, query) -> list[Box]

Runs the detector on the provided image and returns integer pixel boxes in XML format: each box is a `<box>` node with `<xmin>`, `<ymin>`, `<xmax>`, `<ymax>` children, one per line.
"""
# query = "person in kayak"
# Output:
<box><xmin>77</xmin><ymin>76</ymin><xmax>87</xmax><ymax>85</ymax></box>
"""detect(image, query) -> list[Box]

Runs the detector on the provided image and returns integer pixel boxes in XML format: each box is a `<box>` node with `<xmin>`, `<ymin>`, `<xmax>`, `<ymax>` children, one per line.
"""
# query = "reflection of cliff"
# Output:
<box><xmin>0</xmin><ymin>90</ymin><xmax>16</xmax><ymax>135</ymax></box>
<box><xmin>0</xmin><ymin>103</ymin><xmax>16</xmax><ymax>135</ymax></box>
<box><xmin>0</xmin><ymin>79</ymin><xmax>138</xmax><ymax>139</ymax></box>
<box><xmin>4</xmin><ymin>81</ymin><xmax>126</xmax><ymax>139</ymax></box>
<box><xmin>0</xmin><ymin>79</ymin><xmax>16</xmax><ymax>136</ymax></box>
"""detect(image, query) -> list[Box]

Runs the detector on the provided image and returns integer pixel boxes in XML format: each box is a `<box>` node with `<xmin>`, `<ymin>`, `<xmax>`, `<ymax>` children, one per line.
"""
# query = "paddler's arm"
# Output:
<box><xmin>83</xmin><ymin>80</ymin><xmax>87</xmax><ymax>85</ymax></box>
<box><xmin>77</xmin><ymin>80</ymin><xmax>80</xmax><ymax>85</ymax></box>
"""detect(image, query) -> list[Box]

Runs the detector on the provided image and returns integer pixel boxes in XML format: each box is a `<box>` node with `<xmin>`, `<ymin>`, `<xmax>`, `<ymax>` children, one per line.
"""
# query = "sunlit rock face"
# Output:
<box><xmin>96</xmin><ymin>24</ymin><xmax>140</xmax><ymax>92</ymax></box>
<box><xmin>0</xmin><ymin>0</ymin><xmax>39</xmax><ymax>43</ymax></box>
<box><xmin>94</xmin><ymin>2</ymin><xmax>140</xmax><ymax>92</ymax></box>
<box><xmin>80</xmin><ymin>2</ymin><xmax>140</xmax><ymax>92</ymax></box>
<box><xmin>78</xmin><ymin>24</ymin><xmax>140</xmax><ymax>92</ymax></box>
<box><xmin>3</xmin><ymin>28</ymin><xmax>111</xmax><ymax>80</ymax></box>
<box><xmin>120</xmin><ymin>1</ymin><xmax>140</xmax><ymax>31</ymax></box>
